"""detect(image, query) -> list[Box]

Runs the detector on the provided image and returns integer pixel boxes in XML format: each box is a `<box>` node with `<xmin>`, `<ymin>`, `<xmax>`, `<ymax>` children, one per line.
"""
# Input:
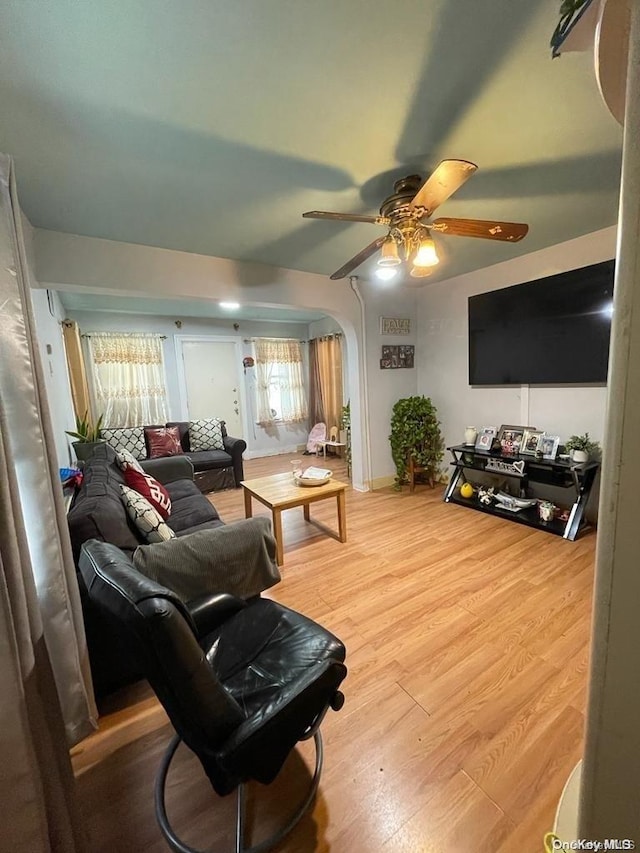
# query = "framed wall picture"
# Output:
<box><xmin>380</xmin><ymin>344</ymin><xmax>414</xmax><ymax>368</ymax></box>
<box><xmin>538</xmin><ymin>433</ymin><xmax>560</xmax><ymax>460</ymax></box>
<box><xmin>475</xmin><ymin>426</ymin><xmax>497</xmax><ymax>451</ymax></box>
<box><xmin>521</xmin><ymin>428</ymin><xmax>544</xmax><ymax>455</ymax></box>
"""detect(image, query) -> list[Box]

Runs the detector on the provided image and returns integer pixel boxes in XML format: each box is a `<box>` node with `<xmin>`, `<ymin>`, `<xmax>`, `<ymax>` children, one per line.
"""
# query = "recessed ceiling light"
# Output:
<box><xmin>375</xmin><ymin>267</ymin><xmax>398</xmax><ymax>282</ymax></box>
<box><xmin>220</xmin><ymin>301</ymin><xmax>240</xmax><ymax>310</ymax></box>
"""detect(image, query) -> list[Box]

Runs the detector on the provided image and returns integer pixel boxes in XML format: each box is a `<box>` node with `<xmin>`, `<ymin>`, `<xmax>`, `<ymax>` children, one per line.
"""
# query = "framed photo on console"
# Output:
<box><xmin>538</xmin><ymin>433</ymin><xmax>560</xmax><ymax>460</ymax></box>
<box><xmin>521</xmin><ymin>428</ymin><xmax>544</xmax><ymax>455</ymax></box>
<box><xmin>475</xmin><ymin>426</ymin><xmax>497</xmax><ymax>451</ymax></box>
<box><xmin>497</xmin><ymin>424</ymin><xmax>530</xmax><ymax>455</ymax></box>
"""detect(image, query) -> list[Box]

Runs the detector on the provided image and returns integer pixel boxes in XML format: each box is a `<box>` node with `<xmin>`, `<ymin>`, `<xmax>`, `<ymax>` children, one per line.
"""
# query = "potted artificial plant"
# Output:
<box><xmin>66</xmin><ymin>411</ymin><xmax>105</xmax><ymax>462</ymax></box>
<box><xmin>564</xmin><ymin>432</ymin><xmax>600</xmax><ymax>463</ymax></box>
<box><xmin>389</xmin><ymin>395</ymin><xmax>444</xmax><ymax>490</ymax></box>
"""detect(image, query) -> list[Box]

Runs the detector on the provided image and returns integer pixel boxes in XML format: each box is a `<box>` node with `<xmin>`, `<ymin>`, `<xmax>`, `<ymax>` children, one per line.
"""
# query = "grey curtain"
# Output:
<box><xmin>0</xmin><ymin>153</ymin><xmax>96</xmax><ymax>852</ymax></box>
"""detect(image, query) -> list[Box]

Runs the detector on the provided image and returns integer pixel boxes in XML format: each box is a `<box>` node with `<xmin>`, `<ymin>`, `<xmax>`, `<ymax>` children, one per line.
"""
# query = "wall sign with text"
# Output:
<box><xmin>380</xmin><ymin>317</ymin><xmax>411</xmax><ymax>335</ymax></box>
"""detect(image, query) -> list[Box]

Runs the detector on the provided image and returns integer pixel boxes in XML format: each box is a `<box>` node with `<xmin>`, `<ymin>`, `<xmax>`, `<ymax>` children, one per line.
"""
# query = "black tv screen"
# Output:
<box><xmin>468</xmin><ymin>259</ymin><xmax>614</xmax><ymax>385</ymax></box>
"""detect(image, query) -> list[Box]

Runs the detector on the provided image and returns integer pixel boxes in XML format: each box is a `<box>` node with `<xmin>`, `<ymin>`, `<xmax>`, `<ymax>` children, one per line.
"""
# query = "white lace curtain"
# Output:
<box><xmin>87</xmin><ymin>332</ymin><xmax>169</xmax><ymax>427</ymax></box>
<box><xmin>254</xmin><ymin>338</ymin><xmax>308</xmax><ymax>425</ymax></box>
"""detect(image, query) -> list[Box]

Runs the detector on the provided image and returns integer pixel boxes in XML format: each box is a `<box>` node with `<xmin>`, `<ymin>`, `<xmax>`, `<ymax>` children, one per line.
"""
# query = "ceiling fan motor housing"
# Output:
<box><xmin>379</xmin><ymin>175</ymin><xmax>424</xmax><ymax>222</ymax></box>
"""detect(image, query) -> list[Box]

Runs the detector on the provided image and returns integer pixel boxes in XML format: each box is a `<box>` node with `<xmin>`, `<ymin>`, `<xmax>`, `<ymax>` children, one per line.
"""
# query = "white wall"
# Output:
<box><xmin>67</xmin><ymin>309</ymin><xmax>310</xmax><ymax>457</ymax></box>
<box><xmin>416</xmin><ymin>226</ymin><xmax>617</xmax><ymax>459</ymax></box>
<box><xmin>34</xmin><ymin>229</ymin><xmax>420</xmax><ymax>488</ymax></box>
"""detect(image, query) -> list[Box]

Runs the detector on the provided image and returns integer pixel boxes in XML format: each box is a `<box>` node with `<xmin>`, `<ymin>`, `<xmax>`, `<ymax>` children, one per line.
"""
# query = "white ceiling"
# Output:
<box><xmin>0</xmin><ymin>0</ymin><xmax>623</xmax><ymax>287</ymax></box>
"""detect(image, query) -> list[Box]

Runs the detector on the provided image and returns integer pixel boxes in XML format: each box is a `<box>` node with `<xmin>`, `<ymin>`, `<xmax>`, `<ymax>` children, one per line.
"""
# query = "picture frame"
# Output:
<box><xmin>475</xmin><ymin>426</ymin><xmax>497</xmax><ymax>451</ymax></box>
<box><xmin>497</xmin><ymin>424</ymin><xmax>530</xmax><ymax>455</ymax></box>
<box><xmin>380</xmin><ymin>344</ymin><xmax>414</xmax><ymax>369</ymax></box>
<box><xmin>538</xmin><ymin>433</ymin><xmax>560</xmax><ymax>461</ymax></box>
<box><xmin>521</xmin><ymin>428</ymin><xmax>544</xmax><ymax>456</ymax></box>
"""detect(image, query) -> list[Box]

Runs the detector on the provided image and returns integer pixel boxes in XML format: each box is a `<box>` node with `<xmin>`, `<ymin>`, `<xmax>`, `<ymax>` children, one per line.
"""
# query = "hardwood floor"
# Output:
<box><xmin>71</xmin><ymin>452</ymin><xmax>596</xmax><ymax>852</ymax></box>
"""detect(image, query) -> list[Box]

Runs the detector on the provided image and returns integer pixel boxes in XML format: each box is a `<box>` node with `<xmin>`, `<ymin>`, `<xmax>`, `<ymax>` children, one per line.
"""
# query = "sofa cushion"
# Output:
<box><xmin>145</xmin><ymin>426</ymin><xmax>184</xmax><ymax>459</ymax></box>
<box><xmin>123</xmin><ymin>466</ymin><xmax>172</xmax><ymax>519</ymax></box>
<box><xmin>120</xmin><ymin>485</ymin><xmax>176</xmax><ymax>543</ymax></box>
<box><xmin>101</xmin><ymin>426</ymin><xmax>146</xmax><ymax>460</ymax></box>
<box><xmin>165</xmin><ymin>478</ymin><xmax>220</xmax><ymax>532</ymax></box>
<box><xmin>189</xmin><ymin>418</ymin><xmax>225</xmax><ymax>451</ymax></box>
<box><xmin>67</xmin><ymin>444</ymin><xmax>141</xmax><ymax>559</ymax></box>
<box><xmin>186</xmin><ymin>449</ymin><xmax>233</xmax><ymax>471</ymax></box>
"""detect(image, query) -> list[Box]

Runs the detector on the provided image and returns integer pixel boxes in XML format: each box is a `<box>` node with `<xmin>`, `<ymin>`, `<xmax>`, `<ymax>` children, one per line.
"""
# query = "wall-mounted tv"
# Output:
<box><xmin>468</xmin><ymin>259</ymin><xmax>615</xmax><ymax>385</ymax></box>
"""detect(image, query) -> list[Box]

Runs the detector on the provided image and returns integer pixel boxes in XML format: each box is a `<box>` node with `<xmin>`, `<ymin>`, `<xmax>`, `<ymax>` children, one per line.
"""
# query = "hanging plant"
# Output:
<box><xmin>389</xmin><ymin>396</ymin><xmax>444</xmax><ymax>490</ymax></box>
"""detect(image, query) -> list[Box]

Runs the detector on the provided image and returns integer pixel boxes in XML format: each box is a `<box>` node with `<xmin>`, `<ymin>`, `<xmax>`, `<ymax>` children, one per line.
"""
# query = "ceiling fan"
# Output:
<box><xmin>302</xmin><ymin>159</ymin><xmax>529</xmax><ymax>281</ymax></box>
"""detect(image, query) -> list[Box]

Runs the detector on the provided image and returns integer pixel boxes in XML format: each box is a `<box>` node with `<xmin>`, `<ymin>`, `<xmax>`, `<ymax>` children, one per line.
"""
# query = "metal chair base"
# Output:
<box><xmin>154</xmin><ymin>731</ymin><xmax>324</xmax><ymax>853</ymax></box>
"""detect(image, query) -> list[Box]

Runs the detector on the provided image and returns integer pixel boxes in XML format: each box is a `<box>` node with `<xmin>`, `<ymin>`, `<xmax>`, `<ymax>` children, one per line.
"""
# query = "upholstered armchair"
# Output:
<box><xmin>79</xmin><ymin>540</ymin><xmax>347</xmax><ymax>852</ymax></box>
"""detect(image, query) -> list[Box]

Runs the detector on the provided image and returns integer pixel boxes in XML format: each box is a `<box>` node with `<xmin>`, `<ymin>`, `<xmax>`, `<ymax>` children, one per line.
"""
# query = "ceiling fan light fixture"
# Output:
<box><xmin>410</xmin><ymin>265</ymin><xmax>434</xmax><ymax>279</ymax></box>
<box><xmin>413</xmin><ymin>235</ymin><xmax>439</xmax><ymax>268</ymax></box>
<box><xmin>375</xmin><ymin>266</ymin><xmax>398</xmax><ymax>282</ymax></box>
<box><xmin>377</xmin><ymin>238</ymin><xmax>401</xmax><ymax>267</ymax></box>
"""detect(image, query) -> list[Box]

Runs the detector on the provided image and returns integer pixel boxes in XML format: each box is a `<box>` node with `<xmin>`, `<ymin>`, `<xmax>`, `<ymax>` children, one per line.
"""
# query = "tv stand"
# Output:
<box><xmin>443</xmin><ymin>445</ymin><xmax>599</xmax><ymax>541</ymax></box>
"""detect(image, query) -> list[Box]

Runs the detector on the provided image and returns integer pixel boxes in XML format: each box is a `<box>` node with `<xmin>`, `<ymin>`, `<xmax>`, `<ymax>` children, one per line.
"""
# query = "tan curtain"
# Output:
<box><xmin>86</xmin><ymin>332</ymin><xmax>169</xmax><ymax>426</ymax></box>
<box><xmin>62</xmin><ymin>320</ymin><xmax>92</xmax><ymax>421</ymax></box>
<box><xmin>1</xmin><ymin>153</ymin><xmax>95</xmax><ymax>851</ymax></box>
<box><xmin>308</xmin><ymin>338</ymin><xmax>325</xmax><ymax>425</ymax></box>
<box><xmin>312</xmin><ymin>335</ymin><xmax>343</xmax><ymax>433</ymax></box>
<box><xmin>254</xmin><ymin>338</ymin><xmax>308</xmax><ymax>425</ymax></box>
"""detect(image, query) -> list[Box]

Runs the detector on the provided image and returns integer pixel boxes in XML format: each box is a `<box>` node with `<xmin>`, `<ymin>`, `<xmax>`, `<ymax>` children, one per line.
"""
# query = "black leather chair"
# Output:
<box><xmin>79</xmin><ymin>540</ymin><xmax>347</xmax><ymax>853</ymax></box>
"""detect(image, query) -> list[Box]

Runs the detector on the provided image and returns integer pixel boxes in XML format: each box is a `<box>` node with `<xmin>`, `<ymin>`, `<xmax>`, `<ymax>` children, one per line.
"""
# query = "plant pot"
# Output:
<box><xmin>571</xmin><ymin>449</ymin><xmax>589</xmax><ymax>464</ymax></box>
<box><xmin>72</xmin><ymin>440</ymin><xmax>106</xmax><ymax>462</ymax></box>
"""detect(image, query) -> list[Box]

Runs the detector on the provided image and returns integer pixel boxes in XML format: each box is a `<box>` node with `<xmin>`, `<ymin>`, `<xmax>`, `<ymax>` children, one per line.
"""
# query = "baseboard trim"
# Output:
<box><xmin>369</xmin><ymin>475</ymin><xmax>396</xmax><ymax>491</ymax></box>
<box><xmin>244</xmin><ymin>445</ymin><xmax>306</xmax><ymax>459</ymax></box>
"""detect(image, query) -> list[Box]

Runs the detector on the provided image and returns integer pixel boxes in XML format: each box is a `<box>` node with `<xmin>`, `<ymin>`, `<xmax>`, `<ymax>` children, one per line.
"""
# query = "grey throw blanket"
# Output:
<box><xmin>132</xmin><ymin>517</ymin><xmax>280</xmax><ymax>602</ymax></box>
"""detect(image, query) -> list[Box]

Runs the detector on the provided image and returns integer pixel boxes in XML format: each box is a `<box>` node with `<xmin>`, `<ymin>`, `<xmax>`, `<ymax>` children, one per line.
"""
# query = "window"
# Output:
<box><xmin>254</xmin><ymin>338</ymin><xmax>307</xmax><ymax>425</ymax></box>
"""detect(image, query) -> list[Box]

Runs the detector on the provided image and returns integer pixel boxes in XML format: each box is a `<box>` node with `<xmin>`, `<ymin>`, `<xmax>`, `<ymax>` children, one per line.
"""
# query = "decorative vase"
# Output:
<box><xmin>339</xmin><ymin>429</ymin><xmax>347</xmax><ymax>445</ymax></box>
<box><xmin>464</xmin><ymin>426</ymin><xmax>478</xmax><ymax>446</ymax></box>
<box><xmin>572</xmin><ymin>449</ymin><xmax>589</xmax><ymax>463</ymax></box>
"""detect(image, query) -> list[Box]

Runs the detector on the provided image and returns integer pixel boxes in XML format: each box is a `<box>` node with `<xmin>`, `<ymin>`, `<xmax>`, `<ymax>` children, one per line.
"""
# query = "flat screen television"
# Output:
<box><xmin>468</xmin><ymin>259</ymin><xmax>615</xmax><ymax>385</ymax></box>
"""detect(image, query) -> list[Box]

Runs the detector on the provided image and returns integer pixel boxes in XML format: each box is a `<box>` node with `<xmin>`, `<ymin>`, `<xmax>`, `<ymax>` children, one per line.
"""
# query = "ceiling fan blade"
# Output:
<box><xmin>431</xmin><ymin>217</ymin><xmax>529</xmax><ymax>242</ymax></box>
<box><xmin>329</xmin><ymin>236</ymin><xmax>386</xmax><ymax>280</ymax></box>
<box><xmin>410</xmin><ymin>159</ymin><xmax>478</xmax><ymax>216</ymax></box>
<box><xmin>303</xmin><ymin>210</ymin><xmax>388</xmax><ymax>225</ymax></box>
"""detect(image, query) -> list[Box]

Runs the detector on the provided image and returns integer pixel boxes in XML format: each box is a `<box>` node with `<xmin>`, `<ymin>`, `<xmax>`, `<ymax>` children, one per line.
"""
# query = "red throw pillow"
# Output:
<box><xmin>123</xmin><ymin>466</ymin><xmax>172</xmax><ymax>519</ymax></box>
<box><xmin>145</xmin><ymin>426</ymin><xmax>183</xmax><ymax>459</ymax></box>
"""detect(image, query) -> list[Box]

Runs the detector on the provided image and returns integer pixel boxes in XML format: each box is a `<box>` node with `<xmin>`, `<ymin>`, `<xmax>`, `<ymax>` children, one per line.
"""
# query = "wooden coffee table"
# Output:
<box><xmin>241</xmin><ymin>472</ymin><xmax>347</xmax><ymax>566</ymax></box>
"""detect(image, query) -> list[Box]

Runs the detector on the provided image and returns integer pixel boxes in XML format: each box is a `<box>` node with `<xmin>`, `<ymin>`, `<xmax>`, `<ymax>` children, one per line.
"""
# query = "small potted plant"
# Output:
<box><xmin>564</xmin><ymin>432</ymin><xmax>600</xmax><ymax>463</ymax></box>
<box><xmin>66</xmin><ymin>411</ymin><xmax>105</xmax><ymax>462</ymax></box>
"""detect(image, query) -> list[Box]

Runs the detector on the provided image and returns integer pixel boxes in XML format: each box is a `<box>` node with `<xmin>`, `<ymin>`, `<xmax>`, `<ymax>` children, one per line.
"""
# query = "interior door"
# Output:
<box><xmin>180</xmin><ymin>340</ymin><xmax>244</xmax><ymax>437</ymax></box>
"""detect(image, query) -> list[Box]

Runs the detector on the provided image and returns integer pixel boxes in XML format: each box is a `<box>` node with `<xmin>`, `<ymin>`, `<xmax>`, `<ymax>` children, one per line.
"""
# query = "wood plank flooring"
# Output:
<box><xmin>71</xmin><ymin>452</ymin><xmax>596</xmax><ymax>852</ymax></box>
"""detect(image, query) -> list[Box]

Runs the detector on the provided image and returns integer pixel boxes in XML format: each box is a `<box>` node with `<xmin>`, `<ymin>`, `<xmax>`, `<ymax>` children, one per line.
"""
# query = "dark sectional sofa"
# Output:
<box><xmin>68</xmin><ymin>442</ymin><xmax>226</xmax><ymax>696</ymax></box>
<box><xmin>101</xmin><ymin>420</ymin><xmax>247</xmax><ymax>492</ymax></box>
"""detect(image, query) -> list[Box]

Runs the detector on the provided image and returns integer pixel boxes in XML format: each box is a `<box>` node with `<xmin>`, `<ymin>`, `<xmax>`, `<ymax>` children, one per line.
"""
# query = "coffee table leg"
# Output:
<box><xmin>243</xmin><ymin>488</ymin><xmax>252</xmax><ymax>519</ymax></box>
<box><xmin>337</xmin><ymin>490</ymin><xmax>347</xmax><ymax>542</ymax></box>
<box><xmin>303</xmin><ymin>503</ymin><xmax>310</xmax><ymax>522</ymax></box>
<box><xmin>273</xmin><ymin>508</ymin><xmax>284</xmax><ymax>566</ymax></box>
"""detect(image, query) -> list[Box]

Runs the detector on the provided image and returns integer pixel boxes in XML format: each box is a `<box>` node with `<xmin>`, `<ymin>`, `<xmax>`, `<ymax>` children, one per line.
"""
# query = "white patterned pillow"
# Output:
<box><xmin>101</xmin><ymin>427</ymin><xmax>146</xmax><ymax>460</ymax></box>
<box><xmin>189</xmin><ymin>418</ymin><xmax>224</xmax><ymax>452</ymax></box>
<box><xmin>120</xmin><ymin>485</ymin><xmax>176</xmax><ymax>543</ymax></box>
<box><xmin>115</xmin><ymin>448</ymin><xmax>145</xmax><ymax>473</ymax></box>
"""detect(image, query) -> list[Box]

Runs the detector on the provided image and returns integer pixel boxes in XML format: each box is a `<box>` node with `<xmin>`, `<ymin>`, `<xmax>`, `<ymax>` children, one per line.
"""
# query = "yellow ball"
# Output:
<box><xmin>460</xmin><ymin>482</ymin><xmax>474</xmax><ymax>499</ymax></box>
